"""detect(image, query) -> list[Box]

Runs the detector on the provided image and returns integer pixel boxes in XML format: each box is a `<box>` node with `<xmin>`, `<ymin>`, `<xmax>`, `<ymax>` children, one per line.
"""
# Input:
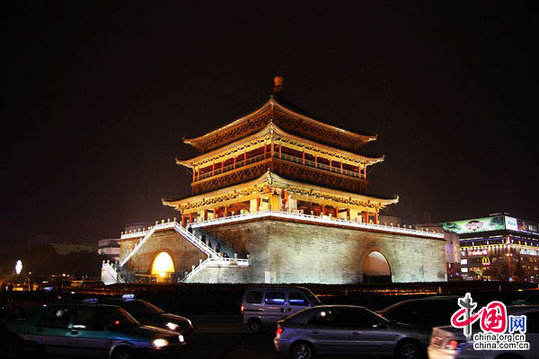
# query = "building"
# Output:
<box><xmin>414</xmin><ymin>222</ymin><xmax>461</xmax><ymax>280</ymax></box>
<box><xmin>50</xmin><ymin>241</ymin><xmax>97</xmax><ymax>256</ymax></box>
<box><xmin>443</xmin><ymin>213</ymin><xmax>539</xmax><ymax>282</ymax></box>
<box><xmin>102</xmin><ymin>77</ymin><xmax>446</xmax><ymax>285</ymax></box>
<box><xmin>97</xmin><ymin>239</ymin><xmax>120</xmax><ymax>261</ymax></box>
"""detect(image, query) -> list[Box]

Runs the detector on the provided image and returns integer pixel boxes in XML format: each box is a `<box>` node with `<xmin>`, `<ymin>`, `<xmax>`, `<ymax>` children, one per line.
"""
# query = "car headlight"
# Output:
<box><xmin>165</xmin><ymin>322</ymin><xmax>179</xmax><ymax>331</ymax></box>
<box><xmin>152</xmin><ymin>338</ymin><xmax>169</xmax><ymax>348</ymax></box>
<box><xmin>186</xmin><ymin>319</ymin><xmax>192</xmax><ymax>327</ymax></box>
<box><xmin>178</xmin><ymin>334</ymin><xmax>184</xmax><ymax>343</ymax></box>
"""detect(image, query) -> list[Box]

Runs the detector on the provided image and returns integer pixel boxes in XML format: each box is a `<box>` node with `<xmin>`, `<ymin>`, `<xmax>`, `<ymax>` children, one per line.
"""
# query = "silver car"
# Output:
<box><xmin>274</xmin><ymin>305</ymin><xmax>429</xmax><ymax>359</ymax></box>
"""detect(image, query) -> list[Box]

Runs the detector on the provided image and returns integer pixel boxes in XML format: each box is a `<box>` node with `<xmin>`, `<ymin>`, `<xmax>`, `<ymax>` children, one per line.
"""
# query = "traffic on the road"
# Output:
<box><xmin>1</xmin><ymin>285</ymin><xmax>537</xmax><ymax>359</ymax></box>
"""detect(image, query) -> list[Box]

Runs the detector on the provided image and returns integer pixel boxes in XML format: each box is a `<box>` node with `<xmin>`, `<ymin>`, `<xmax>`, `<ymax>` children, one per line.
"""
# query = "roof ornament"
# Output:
<box><xmin>273</xmin><ymin>76</ymin><xmax>284</xmax><ymax>92</ymax></box>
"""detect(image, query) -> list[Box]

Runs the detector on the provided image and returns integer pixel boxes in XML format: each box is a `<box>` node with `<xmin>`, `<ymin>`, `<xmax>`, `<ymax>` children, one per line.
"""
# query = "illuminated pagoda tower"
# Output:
<box><xmin>106</xmin><ymin>77</ymin><xmax>446</xmax><ymax>285</ymax></box>
<box><xmin>167</xmin><ymin>76</ymin><xmax>392</xmax><ymax>226</ymax></box>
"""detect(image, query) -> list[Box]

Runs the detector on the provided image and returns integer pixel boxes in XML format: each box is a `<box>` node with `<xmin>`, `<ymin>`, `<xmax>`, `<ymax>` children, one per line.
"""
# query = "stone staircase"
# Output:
<box><xmin>105</xmin><ymin>220</ymin><xmax>248</xmax><ymax>284</ymax></box>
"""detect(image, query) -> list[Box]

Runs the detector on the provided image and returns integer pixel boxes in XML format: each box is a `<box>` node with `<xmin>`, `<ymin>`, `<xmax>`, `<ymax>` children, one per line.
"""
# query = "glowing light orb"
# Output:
<box><xmin>15</xmin><ymin>260</ymin><xmax>23</xmax><ymax>275</ymax></box>
<box><xmin>151</xmin><ymin>252</ymin><xmax>175</xmax><ymax>276</ymax></box>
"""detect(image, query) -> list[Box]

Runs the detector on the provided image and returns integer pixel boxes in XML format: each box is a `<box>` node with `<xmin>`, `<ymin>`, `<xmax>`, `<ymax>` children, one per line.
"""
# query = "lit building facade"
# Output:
<box><xmin>102</xmin><ymin>78</ymin><xmax>447</xmax><ymax>285</ymax></box>
<box><xmin>443</xmin><ymin>214</ymin><xmax>539</xmax><ymax>282</ymax></box>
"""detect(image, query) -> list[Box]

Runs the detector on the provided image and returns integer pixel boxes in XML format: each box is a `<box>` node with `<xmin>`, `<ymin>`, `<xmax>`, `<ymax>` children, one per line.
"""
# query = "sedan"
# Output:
<box><xmin>274</xmin><ymin>305</ymin><xmax>429</xmax><ymax>359</ymax></box>
<box><xmin>85</xmin><ymin>296</ymin><xmax>193</xmax><ymax>336</ymax></box>
<box><xmin>7</xmin><ymin>303</ymin><xmax>185</xmax><ymax>359</ymax></box>
<box><xmin>377</xmin><ymin>296</ymin><xmax>460</xmax><ymax>330</ymax></box>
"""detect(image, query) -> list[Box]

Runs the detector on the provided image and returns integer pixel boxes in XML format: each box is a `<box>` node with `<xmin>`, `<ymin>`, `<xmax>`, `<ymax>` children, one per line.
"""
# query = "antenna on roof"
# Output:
<box><xmin>273</xmin><ymin>76</ymin><xmax>284</xmax><ymax>92</ymax></box>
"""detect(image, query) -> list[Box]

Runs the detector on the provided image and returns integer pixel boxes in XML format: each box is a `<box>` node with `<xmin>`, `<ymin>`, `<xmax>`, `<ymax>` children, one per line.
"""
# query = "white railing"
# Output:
<box><xmin>116</xmin><ymin>221</ymin><xmax>251</xmax><ymax>283</ymax></box>
<box><xmin>120</xmin><ymin>221</ymin><xmax>222</xmax><ymax>267</ymax></box>
<box><xmin>183</xmin><ymin>256</ymin><xmax>250</xmax><ymax>282</ymax></box>
<box><xmin>191</xmin><ymin>210</ymin><xmax>444</xmax><ymax>239</ymax></box>
<box><xmin>183</xmin><ymin>257</ymin><xmax>212</xmax><ymax>282</ymax></box>
<box><xmin>120</xmin><ymin>226</ymin><xmax>159</xmax><ymax>267</ymax></box>
<box><xmin>102</xmin><ymin>260</ymin><xmax>124</xmax><ymax>284</ymax></box>
<box><xmin>172</xmin><ymin>222</ymin><xmax>220</xmax><ymax>258</ymax></box>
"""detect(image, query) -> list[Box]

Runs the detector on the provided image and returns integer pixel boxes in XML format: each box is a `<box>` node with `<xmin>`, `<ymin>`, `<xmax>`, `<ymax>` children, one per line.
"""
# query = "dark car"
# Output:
<box><xmin>511</xmin><ymin>291</ymin><xmax>539</xmax><ymax>305</ymax></box>
<box><xmin>86</xmin><ymin>296</ymin><xmax>193</xmax><ymax>336</ymax></box>
<box><xmin>377</xmin><ymin>296</ymin><xmax>461</xmax><ymax>330</ymax></box>
<box><xmin>6</xmin><ymin>303</ymin><xmax>185</xmax><ymax>359</ymax></box>
<box><xmin>274</xmin><ymin>305</ymin><xmax>429</xmax><ymax>359</ymax></box>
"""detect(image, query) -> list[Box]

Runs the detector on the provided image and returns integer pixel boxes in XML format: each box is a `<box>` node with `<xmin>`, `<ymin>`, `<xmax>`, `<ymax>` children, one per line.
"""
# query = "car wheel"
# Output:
<box><xmin>247</xmin><ymin>318</ymin><xmax>263</xmax><ymax>333</ymax></box>
<box><xmin>290</xmin><ymin>342</ymin><xmax>315</xmax><ymax>359</ymax></box>
<box><xmin>111</xmin><ymin>346</ymin><xmax>135</xmax><ymax>359</ymax></box>
<box><xmin>396</xmin><ymin>341</ymin><xmax>422</xmax><ymax>359</ymax></box>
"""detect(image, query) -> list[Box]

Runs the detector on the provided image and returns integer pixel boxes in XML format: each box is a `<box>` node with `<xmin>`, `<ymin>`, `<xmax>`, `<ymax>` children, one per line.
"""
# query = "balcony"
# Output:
<box><xmin>194</xmin><ymin>151</ymin><xmax>364</xmax><ymax>183</ymax></box>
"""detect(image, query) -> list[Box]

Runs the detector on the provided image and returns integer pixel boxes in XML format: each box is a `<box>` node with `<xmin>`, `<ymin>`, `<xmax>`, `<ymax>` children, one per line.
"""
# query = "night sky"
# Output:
<box><xmin>2</xmin><ymin>1</ymin><xmax>538</xmax><ymax>250</ymax></box>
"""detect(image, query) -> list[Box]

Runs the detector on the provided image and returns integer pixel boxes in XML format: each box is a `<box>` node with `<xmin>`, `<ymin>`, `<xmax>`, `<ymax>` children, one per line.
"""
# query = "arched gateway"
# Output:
<box><xmin>151</xmin><ymin>252</ymin><xmax>175</xmax><ymax>279</ymax></box>
<box><xmin>363</xmin><ymin>251</ymin><xmax>391</xmax><ymax>283</ymax></box>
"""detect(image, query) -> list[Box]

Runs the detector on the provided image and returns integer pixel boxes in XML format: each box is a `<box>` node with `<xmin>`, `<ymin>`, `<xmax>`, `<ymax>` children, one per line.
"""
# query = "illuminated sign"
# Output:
<box><xmin>443</xmin><ymin>216</ymin><xmax>505</xmax><ymax>234</ymax></box>
<box><xmin>505</xmin><ymin>216</ymin><xmax>539</xmax><ymax>235</ymax></box>
<box><xmin>481</xmin><ymin>257</ymin><xmax>491</xmax><ymax>266</ymax></box>
<box><xmin>444</xmin><ymin>216</ymin><xmax>538</xmax><ymax>235</ymax></box>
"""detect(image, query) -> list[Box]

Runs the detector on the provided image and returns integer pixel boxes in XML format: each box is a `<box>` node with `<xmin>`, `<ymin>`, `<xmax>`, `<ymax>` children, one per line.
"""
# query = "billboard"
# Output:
<box><xmin>505</xmin><ymin>216</ymin><xmax>539</xmax><ymax>235</ymax></box>
<box><xmin>442</xmin><ymin>216</ymin><xmax>505</xmax><ymax>234</ymax></box>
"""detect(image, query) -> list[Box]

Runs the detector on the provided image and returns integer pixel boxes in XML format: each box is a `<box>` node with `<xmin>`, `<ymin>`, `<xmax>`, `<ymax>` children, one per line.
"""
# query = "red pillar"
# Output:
<box><xmin>279</xmin><ymin>144</ymin><xmax>282</xmax><ymax>159</ymax></box>
<box><xmin>375</xmin><ymin>212</ymin><xmax>379</xmax><ymax>224</ymax></box>
<box><xmin>188</xmin><ymin>213</ymin><xmax>193</xmax><ymax>223</ymax></box>
<box><xmin>302</xmin><ymin>151</ymin><xmax>305</xmax><ymax>165</ymax></box>
<box><xmin>181</xmin><ymin>214</ymin><xmax>186</xmax><ymax>227</ymax></box>
<box><xmin>256</xmin><ymin>197</ymin><xmax>261</xmax><ymax>212</ymax></box>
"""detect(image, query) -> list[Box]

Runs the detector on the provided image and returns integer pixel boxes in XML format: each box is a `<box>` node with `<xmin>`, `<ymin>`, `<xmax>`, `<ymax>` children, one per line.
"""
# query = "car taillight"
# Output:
<box><xmin>276</xmin><ymin>326</ymin><xmax>284</xmax><ymax>335</ymax></box>
<box><xmin>446</xmin><ymin>340</ymin><xmax>463</xmax><ymax>350</ymax></box>
<box><xmin>240</xmin><ymin>305</ymin><xmax>244</xmax><ymax>313</ymax></box>
<box><xmin>377</xmin><ymin>313</ymin><xmax>383</xmax><ymax>317</ymax></box>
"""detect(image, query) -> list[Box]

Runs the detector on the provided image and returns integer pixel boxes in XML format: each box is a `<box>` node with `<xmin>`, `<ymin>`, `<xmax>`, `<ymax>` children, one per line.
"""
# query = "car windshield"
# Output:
<box><xmin>121</xmin><ymin>300</ymin><xmax>165</xmax><ymax>316</ymax></box>
<box><xmin>99</xmin><ymin>307</ymin><xmax>140</xmax><ymax>329</ymax></box>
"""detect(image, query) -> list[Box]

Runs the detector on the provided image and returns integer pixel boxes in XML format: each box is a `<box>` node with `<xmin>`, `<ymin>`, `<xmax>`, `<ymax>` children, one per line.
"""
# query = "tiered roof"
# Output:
<box><xmin>163</xmin><ymin>171</ymin><xmax>398</xmax><ymax>213</ymax></box>
<box><xmin>184</xmin><ymin>86</ymin><xmax>377</xmax><ymax>154</ymax></box>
